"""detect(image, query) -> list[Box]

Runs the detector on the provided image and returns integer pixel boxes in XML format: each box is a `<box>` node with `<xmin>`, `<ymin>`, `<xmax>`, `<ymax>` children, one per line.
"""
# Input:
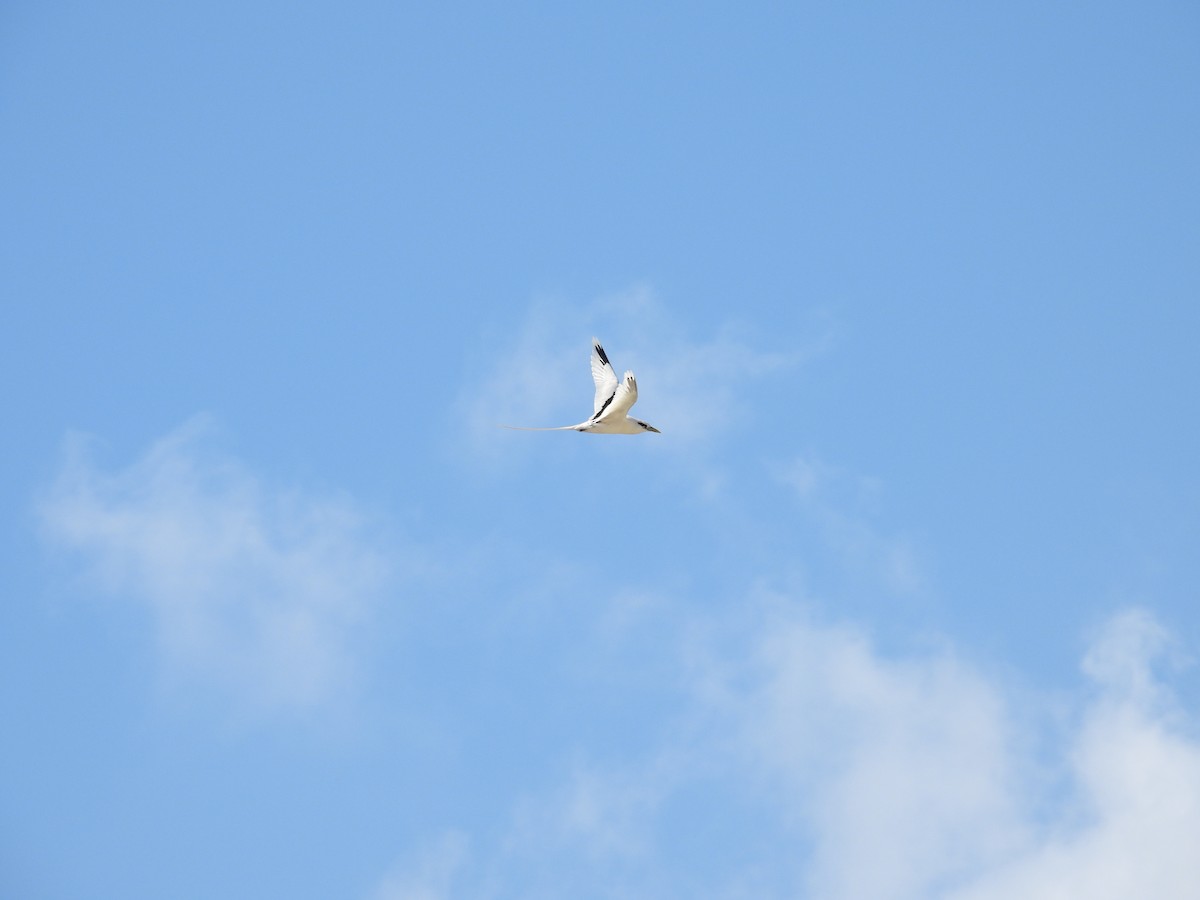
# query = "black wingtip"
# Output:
<box><xmin>593</xmin><ymin>340</ymin><xmax>610</xmax><ymax>367</ymax></box>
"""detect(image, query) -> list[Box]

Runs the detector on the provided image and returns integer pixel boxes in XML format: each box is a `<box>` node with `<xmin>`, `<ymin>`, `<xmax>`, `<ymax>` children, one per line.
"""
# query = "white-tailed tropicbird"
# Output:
<box><xmin>501</xmin><ymin>338</ymin><xmax>661</xmax><ymax>434</ymax></box>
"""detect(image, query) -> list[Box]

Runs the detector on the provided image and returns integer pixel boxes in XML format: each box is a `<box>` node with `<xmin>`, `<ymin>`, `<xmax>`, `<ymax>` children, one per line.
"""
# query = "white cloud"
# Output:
<box><xmin>947</xmin><ymin>611</ymin><xmax>1200</xmax><ymax>900</ymax></box>
<box><xmin>714</xmin><ymin>603</ymin><xmax>1200</xmax><ymax>900</ymax></box>
<box><xmin>1081</xmin><ymin>607</ymin><xmax>1182</xmax><ymax>704</ymax></box>
<box><xmin>38</xmin><ymin>417</ymin><xmax>390</xmax><ymax>712</ymax></box>
<box><xmin>378</xmin><ymin>602</ymin><xmax>1200</xmax><ymax>900</ymax></box>
<box><xmin>702</xmin><ymin>602</ymin><xmax>1026</xmax><ymax>899</ymax></box>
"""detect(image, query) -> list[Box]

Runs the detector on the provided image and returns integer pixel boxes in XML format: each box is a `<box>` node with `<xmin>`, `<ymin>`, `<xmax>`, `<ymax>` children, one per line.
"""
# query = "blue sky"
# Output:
<box><xmin>3</xmin><ymin>2</ymin><xmax>1199</xmax><ymax>897</ymax></box>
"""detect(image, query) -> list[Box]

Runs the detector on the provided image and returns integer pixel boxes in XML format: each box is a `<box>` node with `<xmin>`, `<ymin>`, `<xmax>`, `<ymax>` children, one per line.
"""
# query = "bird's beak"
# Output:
<box><xmin>647</xmin><ymin>425</ymin><xmax>661</xmax><ymax>433</ymax></box>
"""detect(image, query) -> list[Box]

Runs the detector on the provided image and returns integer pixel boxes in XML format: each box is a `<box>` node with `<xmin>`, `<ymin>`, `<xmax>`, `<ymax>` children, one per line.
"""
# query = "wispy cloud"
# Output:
<box><xmin>948</xmin><ymin>610</ymin><xmax>1200</xmax><ymax>900</ymax></box>
<box><xmin>370</xmin><ymin>831</ymin><xmax>470</xmax><ymax>900</ymax></box>
<box><xmin>457</xmin><ymin>285</ymin><xmax>814</xmax><ymax>458</ymax></box>
<box><xmin>704</xmin><ymin>600</ymin><xmax>1025</xmax><ymax>899</ymax></box>
<box><xmin>38</xmin><ymin>416</ymin><xmax>391</xmax><ymax>713</ymax></box>
<box><xmin>372</xmin><ymin>602</ymin><xmax>1200</xmax><ymax>899</ymax></box>
<box><xmin>716</xmin><ymin>604</ymin><xmax>1200</xmax><ymax>900</ymax></box>
<box><xmin>775</xmin><ymin>454</ymin><xmax>927</xmax><ymax>595</ymax></box>
<box><xmin>503</xmin><ymin>754</ymin><xmax>682</xmax><ymax>865</ymax></box>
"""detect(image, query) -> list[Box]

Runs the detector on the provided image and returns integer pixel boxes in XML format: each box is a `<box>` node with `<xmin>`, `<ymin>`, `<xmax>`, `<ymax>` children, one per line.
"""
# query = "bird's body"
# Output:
<box><xmin>501</xmin><ymin>339</ymin><xmax>661</xmax><ymax>434</ymax></box>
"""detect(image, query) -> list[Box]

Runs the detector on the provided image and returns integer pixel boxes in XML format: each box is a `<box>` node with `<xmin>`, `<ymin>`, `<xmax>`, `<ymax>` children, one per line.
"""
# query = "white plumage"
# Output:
<box><xmin>501</xmin><ymin>338</ymin><xmax>661</xmax><ymax>435</ymax></box>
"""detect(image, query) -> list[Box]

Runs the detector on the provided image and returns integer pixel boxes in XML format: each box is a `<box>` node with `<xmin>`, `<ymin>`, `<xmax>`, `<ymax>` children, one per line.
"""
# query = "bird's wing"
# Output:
<box><xmin>595</xmin><ymin>371</ymin><xmax>639</xmax><ymax>422</ymax></box>
<box><xmin>590</xmin><ymin>339</ymin><xmax>619</xmax><ymax>416</ymax></box>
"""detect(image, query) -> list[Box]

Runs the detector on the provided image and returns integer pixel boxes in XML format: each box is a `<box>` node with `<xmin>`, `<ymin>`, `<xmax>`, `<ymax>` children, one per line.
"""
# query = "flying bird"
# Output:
<box><xmin>501</xmin><ymin>338</ymin><xmax>661</xmax><ymax>434</ymax></box>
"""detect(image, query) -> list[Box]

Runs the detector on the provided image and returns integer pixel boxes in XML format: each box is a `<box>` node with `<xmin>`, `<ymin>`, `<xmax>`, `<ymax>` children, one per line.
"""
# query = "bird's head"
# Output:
<box><xmin>637</xmin><ymin>421</ymin><xmax>661</xmax><ymax>434</ymax></box>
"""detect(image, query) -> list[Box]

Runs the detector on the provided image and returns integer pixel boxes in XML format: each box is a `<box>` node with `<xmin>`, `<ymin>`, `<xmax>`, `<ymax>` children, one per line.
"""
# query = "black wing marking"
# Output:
<box><xmin>592</xmin><ymin>391</ymin><xmax>616</xmax><ymax>421</ymax></box>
